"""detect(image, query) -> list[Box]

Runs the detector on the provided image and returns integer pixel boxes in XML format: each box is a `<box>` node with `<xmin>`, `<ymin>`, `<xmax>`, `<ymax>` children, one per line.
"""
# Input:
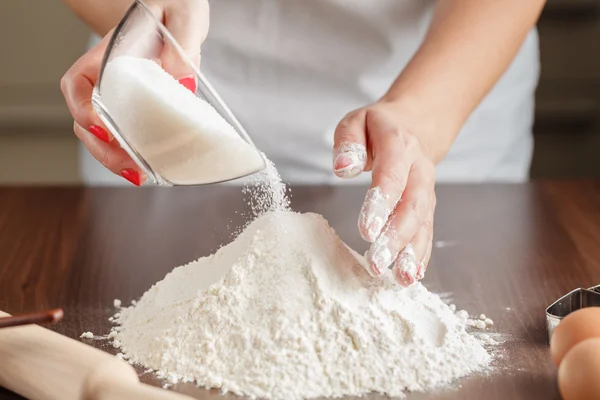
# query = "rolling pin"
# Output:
<box><xmin>0</xmin><ymin>311</ymin><xmax>195</xmax><ymax>400</ymax></box>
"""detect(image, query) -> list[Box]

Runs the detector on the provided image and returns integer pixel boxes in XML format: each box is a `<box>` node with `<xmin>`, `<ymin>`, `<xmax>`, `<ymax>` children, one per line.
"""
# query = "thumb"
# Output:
<box><xmin>161</xmin><ymin>0</ymin><xmax>209</xmax><ymax>91</ymax></box>
<box><xmin>333</xmin><ymin>109</ymin><xmax>368</xmax><ymax>179</ymax></box>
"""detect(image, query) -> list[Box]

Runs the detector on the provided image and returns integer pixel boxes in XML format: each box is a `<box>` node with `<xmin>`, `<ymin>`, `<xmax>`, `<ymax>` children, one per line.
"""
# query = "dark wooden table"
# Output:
<box><xmin>1</xmin><ymin>182</ymin><xmax>599</xmax><ymax>400</ymax></box>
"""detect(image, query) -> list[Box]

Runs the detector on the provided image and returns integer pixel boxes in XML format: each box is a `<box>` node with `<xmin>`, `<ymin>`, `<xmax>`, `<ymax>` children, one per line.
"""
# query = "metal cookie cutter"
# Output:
<box><xmin>546</xmin><ymin>285</ymin><xmax>600</xmax><ymax>343</ymax></box>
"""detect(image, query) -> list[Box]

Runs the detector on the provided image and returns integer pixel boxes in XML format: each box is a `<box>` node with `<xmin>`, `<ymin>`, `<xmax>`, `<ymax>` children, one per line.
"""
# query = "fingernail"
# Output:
<box><xmin>89</xmin><ymin>125</ymin><xmax>110</xmax><ymax>143</ymax></box>
<box><xmin>178</xmin><ymin>76</ymin><xmax>197</xmax><ymax>93</ymax></box>
<box><xmin>358</xmin><ymin>187</ymin><xmax>390</xmax><ymax>242</ymax></box>
<box><xmin>392</xmin><ymin>244</ymin><xmax>419</xmax><ymax>286</ymax></box>
<box><xmin>120</xmin><ymin>169</ymin><xmax>141</xmax><ymax>186</ymax></box>
<box><xmin>333</xmin><ymin>154</ymin><xmax>353</xmax><ymax>171</ymax></box>
<box><xmin>333</xmin><ymin>143</ymin><xmax>367</xmax><ymax>179</ymax></box>
<box><xmin>366</xmin><ymin>234</ymin><xmax>395</xmax><ymax>274</ymax></box>
<box><xmin>393</xmin><ymin>269</ymin><xmax>416</xmax><ymax>287</ymax></box>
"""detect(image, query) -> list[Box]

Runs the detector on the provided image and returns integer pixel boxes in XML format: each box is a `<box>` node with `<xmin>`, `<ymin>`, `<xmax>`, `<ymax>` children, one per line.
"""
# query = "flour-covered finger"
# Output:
<box><xmin>391</xmin><ymin>243</ymin><xmax>419</xmax><ymax>286</ymax></box>
<box><xmin>333</xmin><ymin>109</ymin><xmax>368</xmax><ymax>179</ymax></box>
<box><xmin>358</xmin><ymin>128</ymin><xmax>419</xmax><ymax>243</ymax></box>
<box><xmin>366</xmin><ymin>160</ymin><xmax>433</xmax><ymax>275</ymax></box>
<box><xmin>418</xmin><ymin>191</ymin><xmax>436</xmax><ymax>279</ymax></box>
<box><xmin>418</xmin><ymin>238</ymin><xmax>433</xmax><ymax>279</ymax></box>
<box><xmin>397</xmin><ymin>193</ymin><xmax>434</xmax><ymax>277</ymax></box>
<box><xmin>392</xmin><ymin>190</ymin><xmax>435</xmax><ymax>285</ymax></box>
<box><xmin>392</xmin><ymin>230</ymin><xmax>427</xmax><ymax>286</ymax></box>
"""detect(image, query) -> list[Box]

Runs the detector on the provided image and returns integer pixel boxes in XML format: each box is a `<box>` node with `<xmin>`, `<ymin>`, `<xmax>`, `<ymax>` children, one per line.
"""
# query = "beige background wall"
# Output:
<box><xmin>0</xmin><ymin>0</ymin><xmax>89</xmax><ymax>184</ymax></box>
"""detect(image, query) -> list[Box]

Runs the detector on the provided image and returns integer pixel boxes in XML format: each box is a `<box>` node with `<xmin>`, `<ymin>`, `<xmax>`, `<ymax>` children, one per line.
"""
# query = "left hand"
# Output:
<box><xmin>333</xmin><ymin>100</ymin><xmax>437</xmax><ymax>286</ymax></box>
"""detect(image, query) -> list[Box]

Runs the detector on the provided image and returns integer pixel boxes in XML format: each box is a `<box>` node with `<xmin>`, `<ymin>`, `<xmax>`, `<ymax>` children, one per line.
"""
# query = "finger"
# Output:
<box><xmin>366</xmin><ymin>158</ymin><xmax>435</xmax><ymax>275</ymax></box>
<box><xmin>333</xmin><ymin>109</ymin><xmax>368</xmax><ymax>179</ymax></box>
<box><xmin>391</xmin><ymin>243</ymin><xmax>419</xmax><ymax>286</ymax></box>
<box><xmin>161</xmin><ymin>0</ymin><xmax>209</xmax><ymax>91</ymax></box>
<box><xmin>418</xmin><ymin>237</ymin><xmax>434</xmax><ymax>279</ymax></box>
<box><xmin>409</xmin><ymin>191</ymin><xmax>436</xmax><ymax>265</ymax></box>
<box><xmin>416</xmin><ymin>193</ymin><xmax>437</xmax><ymax>280</ymax></box>
<box><xmin>74</xmin><ymin>122</ymin><xmax>146</xmax><ymax>186</ymax></box>
<box><xmin>60</xmin><ymin>31</ymin><xmax>114</xmax><ymax>141</ymax></box>
<box><xmin>358</xmin><ymin>120</ymin><xmax>418</xmax><ymax>243</ymax></box>
<box><xmin>392</xmin><ymin>191</ymin><xmax>435</xmax><ymax>286</ymax></box>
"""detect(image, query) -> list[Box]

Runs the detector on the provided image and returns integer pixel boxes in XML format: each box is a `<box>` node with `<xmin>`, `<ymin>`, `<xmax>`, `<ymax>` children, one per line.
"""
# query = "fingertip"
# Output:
<box><xmin>358</xmin><ymin>187</ymin><xmax>390</xmax><ymax>242</ymax></box>
<box><xmin>391</xmin><ymin>244</ymin><xmax>419</xmax><ymax>286</ymax></box>
<box><xmin>120</xmin><ymin>168</ymin><xmax>143</xmax><ymax>187</ymax></box>
<box><xmin>333</xmin><ymin>142</ymin><xmax>367</xmax><ymax>179</ymax></box>
<box><xmin>89</xmin><ymin>125</ymin><xmax>111</xmax><ymax>143</ymax></box>
<box><xmin>392</xmin><ymin>268</ymin><xmax>416</xmax><ymax>287</ymax></box>
<box><xmin>366</xmin><ymin>233</ymin><xmax>396</xmax><ymax>273</ymax></box>
<box><xmin>178</xmin><ymin>76</ymin><xmax>197</xmax><ymax>93</ymax></box>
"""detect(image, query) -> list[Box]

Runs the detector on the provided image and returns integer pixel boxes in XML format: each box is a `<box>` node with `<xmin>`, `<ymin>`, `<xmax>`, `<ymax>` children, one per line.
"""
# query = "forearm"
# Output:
<box><xmin>384</xmin><ymin>0</ymin><xmax>546</xmax><ymax>163</ymax></box>
<box><xmin>63</xmin><ymin>0</ymin><xmax>133</xmax><ymax>36</ymax></box>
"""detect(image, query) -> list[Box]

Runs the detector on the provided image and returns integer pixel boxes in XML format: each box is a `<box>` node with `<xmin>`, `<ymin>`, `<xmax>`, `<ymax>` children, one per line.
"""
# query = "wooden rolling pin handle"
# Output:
<box><xmin>83</xmin><ymin>359</ymin><xmax>189</xmax><ymax>400</ymax></box>
<box><xmin>0</xmin><ymin>311</ymin><xmax>194</xmax><ymax>400</ymax></box>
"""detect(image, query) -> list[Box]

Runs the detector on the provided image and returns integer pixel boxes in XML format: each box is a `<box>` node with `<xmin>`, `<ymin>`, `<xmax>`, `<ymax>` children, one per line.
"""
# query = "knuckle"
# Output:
<box><xmin>393</xmin><ymin>235</ymin><xmax>411</xmax><ymax>254</ymax></box>
<box><xmin>339</xmin><ymin>109</ymin><xmax>362</xmax><ymax>129</ymax></box>
<box><xmin>59</xmin><ymin>74</ymin><xmax>69</xmax><ymax>96</ymax></box>
<box><xmin>401</xmin><ymin>132</ymin><xmax>419</xmax><ymax>151</ymax></box>
<box><xmin>99</xmin><ymin>149</ymin><xmax>112</xmax><ymax>170</ymax></box>
<box><xmin>385</xmin><ymin>129</ymin><xmax>419</xmax><ymax>153</ymax></box>
<box><xmin>422</xmin><ymin>219</ymin><xmax>434</xmax><ymax>234</ymax></box>
<box><xmin>422</xmin><ymin>159</ymin><xmax>436</xmax><ymax>177</ymax></box>
<box><xmin>72</xmin><ymin>121</ymin><xmax>80</xmax><ymax>136</ymax></box>
<box><xmin>385</xmin><ymin>168</ymin><xmax>407</xmax><ymax>190</ymax></box>
<box><xmin>74</xmin><ymin>98</ymin><xmax>92</xmax><ymax>124</ymax></box>
<box><xmin>409</xmin><ymin>196</ymin><xmax>429</xmax><ymax>219</ymax></box>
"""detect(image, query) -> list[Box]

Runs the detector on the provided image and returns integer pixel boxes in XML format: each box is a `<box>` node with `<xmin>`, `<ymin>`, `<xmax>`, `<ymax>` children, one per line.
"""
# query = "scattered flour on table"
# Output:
<box><xmin>99</xmin><ymin>56</ymin><xmax>264</xmax><ymax>185</ymax></box>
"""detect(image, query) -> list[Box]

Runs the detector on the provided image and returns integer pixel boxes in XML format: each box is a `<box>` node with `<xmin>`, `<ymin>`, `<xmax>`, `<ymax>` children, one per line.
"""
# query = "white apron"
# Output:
<box><xmin>81</xmin><ymin>0</ymin><xmax>540</xmax><ymax>185</ymax></box>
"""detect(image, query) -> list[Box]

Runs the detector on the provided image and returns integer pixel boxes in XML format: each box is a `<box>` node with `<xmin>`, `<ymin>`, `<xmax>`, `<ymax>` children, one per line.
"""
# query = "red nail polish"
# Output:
<box><xmin>121</xmin><ymin>169</ymin><xmax>141</xmax><ymax>186</ymax></box>
<box><xmin>178</xmin><ymin>77</ymin><xmax>196</xmax><ymax>93</ymax></box>
<box><xmin>89</xmin><ymin>125</ymin><xmax>110</xmax><ymax>143</ymax></box>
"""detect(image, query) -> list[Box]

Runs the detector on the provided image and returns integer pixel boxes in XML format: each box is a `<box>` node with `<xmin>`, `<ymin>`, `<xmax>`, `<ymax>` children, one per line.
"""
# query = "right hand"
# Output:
<box><xmin>60</xmin><ymin>0</ymin><xmax>209</xmax><ymax>186</ymax></box>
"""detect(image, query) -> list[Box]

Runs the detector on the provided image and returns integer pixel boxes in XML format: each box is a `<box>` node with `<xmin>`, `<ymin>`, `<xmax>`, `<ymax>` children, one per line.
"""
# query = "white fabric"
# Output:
<box><xmin>80</xmin><ymin>0</ymin><xmax>539</xmax><ymax>185</ymax></box>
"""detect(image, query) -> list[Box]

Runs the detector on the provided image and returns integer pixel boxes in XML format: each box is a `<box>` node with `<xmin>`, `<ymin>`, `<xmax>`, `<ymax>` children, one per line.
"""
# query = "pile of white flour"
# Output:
<box><xmin>110</xmin><ymin>166</ymin><xmax>492</xmax><ymax>399</ymax></box>
<box><xmin>99</xmin><ymin>56</ymin><xmax>264</xmax><ymax>185</ymax></box>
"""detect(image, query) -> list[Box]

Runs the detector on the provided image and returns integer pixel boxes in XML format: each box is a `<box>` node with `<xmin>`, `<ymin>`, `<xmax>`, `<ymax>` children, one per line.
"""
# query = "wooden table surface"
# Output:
<box><xmin>1</xmin><ymin>182</ymin><xmax>599</xmax><ymax>400</ymax></box>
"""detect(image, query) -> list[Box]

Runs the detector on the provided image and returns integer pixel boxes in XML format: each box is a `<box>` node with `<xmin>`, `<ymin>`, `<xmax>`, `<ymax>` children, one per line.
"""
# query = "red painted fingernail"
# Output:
<box><xmin>121</xmin><ymin>169</ymin><xmax>141</xmax><ymax>186</ymax></box>
<box><xmin>178</xmin><ymin>76</ymin><xmax>196</xmax><ymax>93</ymax></box>
<box><xmin>89</xmin><ymin>125</ymin><xmax>110</xmax><ymax>143</ymax></box>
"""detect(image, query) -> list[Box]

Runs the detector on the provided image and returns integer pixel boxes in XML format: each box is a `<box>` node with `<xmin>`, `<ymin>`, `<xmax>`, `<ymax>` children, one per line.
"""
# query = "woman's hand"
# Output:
<box><xmin>332</xmin><ymin>0</ymin><xmax>546</xmax><ymax>285</ymax></box>
<box><xmin>60</xmin><ymin>0</ymin><xmax>209</xmax><ymax>186</ymax></box>
<box><xmin>333</xmin><ymin>101</ymin><xmax>437</xmax><ymax>286</ymax></box>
